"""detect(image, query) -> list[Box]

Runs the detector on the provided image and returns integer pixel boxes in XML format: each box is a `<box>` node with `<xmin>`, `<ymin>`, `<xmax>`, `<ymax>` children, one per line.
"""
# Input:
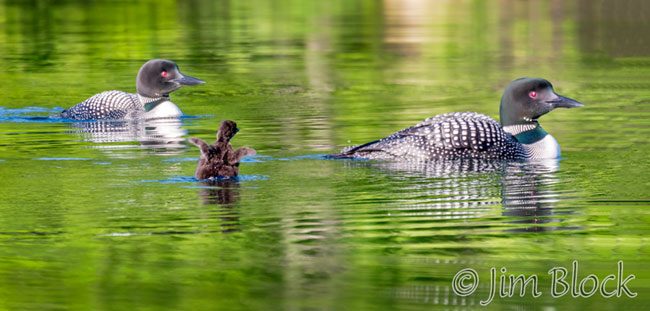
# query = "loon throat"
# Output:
<box><xmin>140</xmin><ymin>94</ymin><xmax>169</xmax><ymax>112</ymax></box>
<box><xmin>514</xmin><ymin>125</ymin><xmax>548</xmax><ymax>144</ymax></box>
<box><xmin>504</xmin><ymin>123</ymin><xmax>561</xmax><ymax>159</ymax></box>
<box><xmin>503</xmin><ymin>123</ymin><xmax>545</xmax><ymax>142</ymax></box>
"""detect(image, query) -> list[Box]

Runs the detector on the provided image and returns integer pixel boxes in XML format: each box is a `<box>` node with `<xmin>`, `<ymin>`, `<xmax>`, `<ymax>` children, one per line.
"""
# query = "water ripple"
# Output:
<box><xmin>0</xmin><ymin>106</ymin><xmax>66</xmax><ymax>123</ymax></box>
<box><xmin>140</xmin><ymin>174</ymin><xmax>268</xmax><ymax>184</ymax></box>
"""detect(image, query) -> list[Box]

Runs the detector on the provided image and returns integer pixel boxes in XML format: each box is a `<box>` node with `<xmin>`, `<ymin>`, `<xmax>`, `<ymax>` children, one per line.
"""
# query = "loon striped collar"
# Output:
<box><xmin>504</xmin><ymin>123</ymin><xmax>549</xmax><ymax>144</ymax></box>
<box><xmin>138</xmin><ymin>94</ymin><xmax>169</xmax><ymax>112</ymax></box>
<box><xmin>503</xmin><ymin>123</ymin><xmax>537</xmax><ymax>135</ymax></box>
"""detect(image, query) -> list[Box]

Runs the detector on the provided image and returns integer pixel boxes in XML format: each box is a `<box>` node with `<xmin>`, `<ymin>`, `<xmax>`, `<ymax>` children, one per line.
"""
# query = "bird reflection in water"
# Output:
<box><xmin>68</xmin><ymin>118</ymin><xmax>187</xmax><ymax>153</ymax></box>
<box><xmin>500</xmin><ymin>159</ymin><xmax>566</xmax><ymax>233</ymax></box>
<box><xmin>197</xmin><ymin>179</ymin><xmax>241</xmax><ymax>233</ymax></box>
<box><xmin>344</xmin><ymin>158</ymin><xmax>570</xmax><ymax>233</ymax></box>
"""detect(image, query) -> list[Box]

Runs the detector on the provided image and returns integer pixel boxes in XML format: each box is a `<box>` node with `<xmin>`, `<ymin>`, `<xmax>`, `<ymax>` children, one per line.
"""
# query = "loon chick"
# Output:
<box><xmin>61</xmin><ymin>59</ymin><xmax>204</xmax><ymax>120</ymax></box>
<box><xmin>334</xmin><ymin>78</ymin><xmax>583</xmax><ymax>161</ymax></box>
<box><xmin>189</xmin><ymin>120</ymin><xmax>256</xmax><ymax>179</ymax></box>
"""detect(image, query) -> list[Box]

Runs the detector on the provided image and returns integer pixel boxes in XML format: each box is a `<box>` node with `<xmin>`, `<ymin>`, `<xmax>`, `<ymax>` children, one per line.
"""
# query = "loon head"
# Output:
<box><xmin>217</xmin><ymin>120</ymin><xmax>240</xmax><ymax>142</ymax></box>
<box><xmin>136</xmin><ymin>59</ymin><xmax>205</xmax><ymax>98</ymax></box>
<box><xmin>499</xmin><ymin>78</ymin><xmax>582</xmax><ymax>127</ymax></box>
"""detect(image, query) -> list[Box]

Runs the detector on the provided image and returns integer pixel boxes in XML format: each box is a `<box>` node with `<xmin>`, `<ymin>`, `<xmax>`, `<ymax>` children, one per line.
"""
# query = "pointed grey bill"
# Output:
<box><xmin>549</xmin><ymin>94</ymin><xmax>583</xmax><ymax>108</ymax></box>
<box><xmin>172</xmin><ymin>73</ymin><xmax>205</xmax><ymax>85</ymax></box>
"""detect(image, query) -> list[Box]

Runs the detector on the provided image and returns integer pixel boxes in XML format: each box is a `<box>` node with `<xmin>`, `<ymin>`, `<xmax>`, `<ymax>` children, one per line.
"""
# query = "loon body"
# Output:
<box><xmin>189</xmin><ymin>120</ymin><xmax>256</xmax><ymax>179</ymax></box>
<box><xmin>335</xmin><ymin>78</ymin><xmax>583</xmax><ymax>161</ymax></box>
<box><xmin>61</xmin><ymin>59</ymin><xmax>204</xmax><ymax>120</ymax></box>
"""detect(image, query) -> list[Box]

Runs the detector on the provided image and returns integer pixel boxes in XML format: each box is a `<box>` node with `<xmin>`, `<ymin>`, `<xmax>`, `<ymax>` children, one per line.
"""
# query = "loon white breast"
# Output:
<box><xmin>61</xmin><ymin>59</ymin><xmax>204</xmax><ymax>120</ymax></box>
<box><xmin>333</xmin><ymin>78</ymin><xmax>583</xmax><ymax>161</ymax></box>
<box><xmin>143</xmin><ymin>101</ymin><xmax>183</xmax><ymax>119</ymax></box>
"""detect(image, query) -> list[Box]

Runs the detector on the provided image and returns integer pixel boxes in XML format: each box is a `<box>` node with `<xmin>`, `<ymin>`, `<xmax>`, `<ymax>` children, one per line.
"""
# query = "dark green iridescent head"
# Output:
<box><xmin>499</xmin><ymin>78</ymin><xmax>583</xmax><ymax>127</ymax></box>
<box><xmin>136</xmin><ymin>59</ymin><xmax>205</xmax><ymax>98</ymax></box>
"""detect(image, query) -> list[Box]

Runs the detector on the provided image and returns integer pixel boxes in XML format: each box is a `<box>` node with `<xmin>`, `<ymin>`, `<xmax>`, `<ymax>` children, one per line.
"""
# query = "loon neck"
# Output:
<box><xmin>503</xmin><ymin>122</ymin><xmax>548</xmax><ymax>144</ymax></box>
<box><xmin>138</xmin><ymin>94</ymin><xmax>170</xmax><ymax>112</ymax></box>
<box><xmin>504</xmin><ymin>122</ymin><xmax>561</xmax><ymax>159</ymax></box>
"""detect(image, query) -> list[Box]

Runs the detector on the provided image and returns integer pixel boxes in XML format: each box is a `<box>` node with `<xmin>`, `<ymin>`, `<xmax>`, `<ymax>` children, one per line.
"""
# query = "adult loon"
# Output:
<box><xmin>61</xmin><ymin>59</ymin><xmax>204</xmax><ymax>120</ymax></box>
<box><xmin>333</xmin><ymin>78</ymin><xmax>583</xmax><ymax>161</ymax></box>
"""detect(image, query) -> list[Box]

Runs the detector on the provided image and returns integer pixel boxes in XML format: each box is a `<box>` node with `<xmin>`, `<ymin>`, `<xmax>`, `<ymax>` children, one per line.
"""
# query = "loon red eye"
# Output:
<box><xmin>528</xmin><ymin>91</ymin><xmax>537</xmax><ymax>99</ymax></box>
<box><xmin>161</xmin><ymin>71</ymin><xmax>168</xmax><ymax>78</ymax></box>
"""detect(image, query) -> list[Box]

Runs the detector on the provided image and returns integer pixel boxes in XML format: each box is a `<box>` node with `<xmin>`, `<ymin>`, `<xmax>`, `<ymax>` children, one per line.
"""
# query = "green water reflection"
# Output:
<box><xmin>0</xmin><ymin>0</ymin><xmax>649</xmax><ymax>309</ymax></box>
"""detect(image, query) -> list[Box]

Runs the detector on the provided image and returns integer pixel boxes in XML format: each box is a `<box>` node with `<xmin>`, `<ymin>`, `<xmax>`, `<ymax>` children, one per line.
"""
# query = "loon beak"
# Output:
<box><xmin>548</xmin><ymin>93</ymin><xmax>583</xmax><ymax>109</ymax></box>
<box><xmin>172</xmin><ymin>73</ymin><xmax>205</xmax><ymax>86</ymax></box>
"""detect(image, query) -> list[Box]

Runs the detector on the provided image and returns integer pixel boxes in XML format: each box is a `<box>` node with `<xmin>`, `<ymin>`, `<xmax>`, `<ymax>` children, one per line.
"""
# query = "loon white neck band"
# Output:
<box><xmin>138</xmin><ymin>94</ymin><xmax>168</xmax><ymax>112</ymax></box>
<box><xmin>503</xmin><ymin>123</ymin><xmax>538</xmax><ymax>136</ymax></box>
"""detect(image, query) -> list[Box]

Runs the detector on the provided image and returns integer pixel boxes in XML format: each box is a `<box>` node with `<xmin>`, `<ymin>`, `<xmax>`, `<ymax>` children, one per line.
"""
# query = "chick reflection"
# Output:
<box><xmin>344</xmin><ymin>158</ymin><xmax>569</xmax><ymax>232</ymax></box>
<box><xmin>198</xmin><ymin>179</ymin><xmax>241</xmax><ymax>233</ymax></box>
<box><xmin>68</xmin><ymin>118</ymin><xmax>187</xmax><ymax>153</ymax></box>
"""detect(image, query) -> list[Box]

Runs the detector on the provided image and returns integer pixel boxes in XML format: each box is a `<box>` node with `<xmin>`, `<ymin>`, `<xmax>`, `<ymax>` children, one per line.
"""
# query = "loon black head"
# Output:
<box><xmin>499</xmin><ymin>78</ymin><xmax>582</xmax><ymax>127</ymax></box>
<box><xmin>136</xmin><ymin>59</ymin><xmax>205</xmax><ymax>98</ymax></box>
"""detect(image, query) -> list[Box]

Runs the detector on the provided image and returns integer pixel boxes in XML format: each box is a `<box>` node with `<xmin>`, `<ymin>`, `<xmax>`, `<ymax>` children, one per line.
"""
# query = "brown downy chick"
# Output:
<box><xmin>189</xmin><ymin>120</ymin><xmax>256</xmax><ymax>179</ymax></box>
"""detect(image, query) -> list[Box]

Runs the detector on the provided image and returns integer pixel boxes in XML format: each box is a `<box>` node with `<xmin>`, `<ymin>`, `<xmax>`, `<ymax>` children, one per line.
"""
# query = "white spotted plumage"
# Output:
<box><xmin>61</xmin><ymin>90</ymin><xmax>143</xmax><ymax>120</ymax></box>
<box><xmin>61</xmin><ymin>91</ymin><xmax>179</xmax><ymax>120</ymax></box>
<box><xmin>340</xmin><ymin>112</ymin><xmax>528</xmax><ymax>160</ymax></box>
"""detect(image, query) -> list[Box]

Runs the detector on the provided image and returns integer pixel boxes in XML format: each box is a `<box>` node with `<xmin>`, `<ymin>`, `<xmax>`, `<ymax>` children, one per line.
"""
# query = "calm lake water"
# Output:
<box><xmin>0</xmin><ymin>0</ymin><xmax>649</xmax><ymax>309</ymax></box>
